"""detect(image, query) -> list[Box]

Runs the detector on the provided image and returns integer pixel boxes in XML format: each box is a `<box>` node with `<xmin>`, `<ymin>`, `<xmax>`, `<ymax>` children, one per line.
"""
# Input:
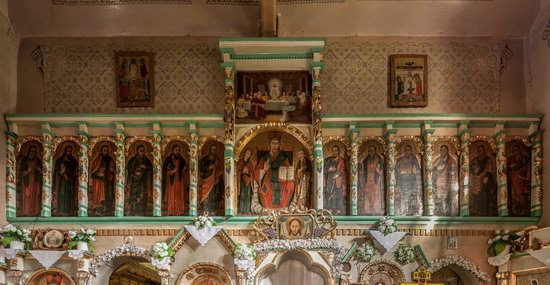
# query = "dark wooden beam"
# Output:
<box><xmin>260</xmin><ymin>0</ymin><xmax>277</xmax><ymax>37</ymax></box>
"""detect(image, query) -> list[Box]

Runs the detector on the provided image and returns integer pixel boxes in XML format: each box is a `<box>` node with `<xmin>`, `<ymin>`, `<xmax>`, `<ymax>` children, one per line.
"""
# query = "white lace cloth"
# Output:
<box><xmin>67</xmin><ymin>250</ymin><xmax>86</xmax><ymax>260</ymax></box>
<box><xmin>369</xmin><ymin>230</ymin><xmax>407</xmax><ymax>252</ymax></box>
<box><xmin>29</xmin><ymin>250</ymin><xmax>67</xmax><ymax>269</ymax></box>
<box><xmin>184</xmin><ymin>226</ymin><xmax>222</xmax><ymax>246</ymax></box>
<box><xmin>528</xmin><ymin>248</ymin><xmax>550</xmax><ymax>267</ymax></box>
<box><xmin>0</xmin><ymin>249</ymin><xmax>21</xmax><ymax>260</ymax></box>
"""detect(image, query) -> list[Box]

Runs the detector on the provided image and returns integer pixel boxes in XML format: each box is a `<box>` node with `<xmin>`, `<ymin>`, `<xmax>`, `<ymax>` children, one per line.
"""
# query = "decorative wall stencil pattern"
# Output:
<box><xmin>41</xmin><ymin>39</ymin><xmax>224</xmax><ymax>113</ymax></box>
<box><xmin>31</xmin><ymin>46</ymin><xmax>45</xmax><ymax>80</ymax></box>
<box><xmin>322</xmin><ymin>38</ymin><xmax>502</xmax><ymax>114</ymax></box>
<box><xmin>278</xmin><ymin>0</ymin><xmax>344</xmax><ymax>4</ymax></box>
<box><xmin>516</xmin><ymin>272</ymin><xmax>550</xmax><ymax>285</ymax></box>
<box><xmin>52</xmin><ymin>0</ymin><xmax>192</xmax><ymax>5</ymax></box>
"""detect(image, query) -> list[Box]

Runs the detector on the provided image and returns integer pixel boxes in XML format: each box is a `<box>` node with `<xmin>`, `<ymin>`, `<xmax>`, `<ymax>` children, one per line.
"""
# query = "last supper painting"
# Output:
<box><xmin>235</xmin><ymin>71</ymin><xmax>312</xmax><ymax>124</ymax></box>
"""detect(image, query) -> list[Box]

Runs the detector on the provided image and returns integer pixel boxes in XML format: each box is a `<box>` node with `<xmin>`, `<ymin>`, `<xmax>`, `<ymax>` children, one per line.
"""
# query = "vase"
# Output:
<box><xmin>9</xmin><ymin>240</ymin><xmax>25</xmax><ymax>250</ymax></box>
<box><xmin>77</xmin><ymin>241</ymin><xmax>89</xmax><ymax>251</ymax></box>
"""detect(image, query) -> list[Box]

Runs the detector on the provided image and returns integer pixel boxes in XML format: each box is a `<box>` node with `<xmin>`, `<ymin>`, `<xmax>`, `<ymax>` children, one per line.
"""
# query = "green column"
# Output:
<box><xmin>495</xmin><ymin>126</ymin><xmax>508</xmax><ymax>217</ymax></box>
<box><xmin>41</xmin><ymin>122</ymin><xmax>54</xmax><ymax>217</ymax></box>
<box><xmin>529</xmin><ymin>128</ymin><xmax>543</xmax><ymax>217</ymax></box>
<box><xmin>311</xmin><ymin>65</ymin><xmax>324</xmax><ymax>211</ymax></box>
<box><xmin>152</xmin><ymin>122</ymin><xmax>163</xmax><ymax>217</ymax></box>
<box><xmin>422</xmin><ymin>123</ymin><xmax>435</xmax><ymax>216</ymax></box>
<box><xmin>114</xmin><ymin>123</ymin><xmax>126</xmax><ymax>217</ymax></box>
<box><xmin>222</xmin><ymin>63</ymin><xmax>236</xmax><ymax>217</ymax></box>
<box><xmin>385</xmin><ymin>123</ymin><xmax>397</xmax><ymax>216</ymax></box>
<box><xmin>77</xmin><ymin>122</ymin><xmax>90</xmax><ymax>217</ymax></box>
<box><xmin>5</xmin><ymin>130</ymin><xmax>17</xmax><ymax>218</ymax></box>
<box><xmin>189</xmin><ymin>122</ymin><xmax>199</xmax><ymax>216</ymax></box>
<box><xmin>349</xmin><ymin>125</ymin><xmax>359</xmax><ymax>216</ymax></box>
<box><xmin>458</xmin><ymin>122</ymin><xmax>471</xmax><ymax>216</ymax></box>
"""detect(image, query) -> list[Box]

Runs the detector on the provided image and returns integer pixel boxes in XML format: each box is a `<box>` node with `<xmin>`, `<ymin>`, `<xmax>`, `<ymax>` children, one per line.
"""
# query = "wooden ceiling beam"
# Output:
<box><xmin>260</xmin><ymin>0</ymin><xmax>277</xmax><ymax>37</ymax></box>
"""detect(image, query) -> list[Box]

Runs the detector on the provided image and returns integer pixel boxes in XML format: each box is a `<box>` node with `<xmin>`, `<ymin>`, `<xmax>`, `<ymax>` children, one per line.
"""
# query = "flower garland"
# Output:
<box><xmin>254</xmin><ymin>239</ymin><xmax>346</xmax><ymax>279</ymax></box>
<box><xmin>193</xmin><ymin>214</ymin><xmax>216</xmax><ymax>229</ymax></box>
<box><xmin>374</xmin><ymin>217</ymin><xmax>397</xmax><ymax>236</ymax></box>
<box><xmin>355</xmin><ymin>242</ymin><xmax>378</xmax><ymax>263</ymax></box>
<box><xmin>150</xmin><ymin>242</ymin><xmax>174</xmax><ymax>270</ymax></box>
<box><xmin>0</xmin><ymin>224</ymin><xmax>32</xmax><ymax>249</ymax></box>
<box><xmin>68</xmin><ymin>227</ymin><xmax>96</xmax><ymax>252</ymax></box>
<box><xmin>90</xmin><ymin>244</ymin><xmax>149</xmax><ymax>275</ymax></box>
<box><xmin>428</xmin><ymin>255</ymin><xmax>491</xmax><ymax>283</ymax></box>
<box><xmin>233</xmin><ymin>243</ymin><xmax>256</xmax><ymax>276</ymax></box>
<box><xmin>487</xmin><ymin>229</ymin><xmax>524</xmax><ymax>257</ymax></box>
<box><xmin>394</xmin><ymin>243</ymin><xmax>416</xmax><ymax>265</ymax></box>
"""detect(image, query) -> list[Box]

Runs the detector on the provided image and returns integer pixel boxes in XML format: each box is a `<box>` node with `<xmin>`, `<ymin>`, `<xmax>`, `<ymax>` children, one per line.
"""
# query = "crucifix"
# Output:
<box><xmin>400</xmin><ymin>246</ymin><xmax>444</xmax><ymax>285</ymax></box>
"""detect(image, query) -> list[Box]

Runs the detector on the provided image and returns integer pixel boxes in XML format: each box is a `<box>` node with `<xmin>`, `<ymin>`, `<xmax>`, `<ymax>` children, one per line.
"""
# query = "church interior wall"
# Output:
<box><xmin>525</xmin><ymin>0</ymin><xmax>550</xmax><ymax>227</ymax></box>
<box><xmin>16</xmin><ymin>36</ymin><xmax>527</xmax><ymax>115</ymax></box>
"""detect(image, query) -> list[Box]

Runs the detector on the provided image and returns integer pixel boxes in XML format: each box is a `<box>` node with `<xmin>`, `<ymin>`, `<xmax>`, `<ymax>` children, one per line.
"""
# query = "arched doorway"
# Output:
<box><xmin>257</xmin><ymin>250</ymin><xmax>331</xmax><ymax>285</ymax></box>
<box><xmin>431</xmin><ymin>267</ymin><xmax>463</xmax><ymax>285</ymax></box>
<box><xmin>109</xmin><ymin>257</ymin><xmax>161</xmax><ymax>285</ymax></box>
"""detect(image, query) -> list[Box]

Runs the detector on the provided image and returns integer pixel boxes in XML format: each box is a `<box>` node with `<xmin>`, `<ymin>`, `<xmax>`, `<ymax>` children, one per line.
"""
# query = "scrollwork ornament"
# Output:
<box><xmin>459</xmin><ymin>131</ymin><xmax>471</xmax><ymax>216</ymax></box>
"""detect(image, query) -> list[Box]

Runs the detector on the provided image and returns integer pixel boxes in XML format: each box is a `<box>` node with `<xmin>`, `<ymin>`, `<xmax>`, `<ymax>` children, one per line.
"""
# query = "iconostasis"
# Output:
<box><xmin>0</xmin><ymin>38</ymin><xmax>546</xmax><ymax>285</ymax></box>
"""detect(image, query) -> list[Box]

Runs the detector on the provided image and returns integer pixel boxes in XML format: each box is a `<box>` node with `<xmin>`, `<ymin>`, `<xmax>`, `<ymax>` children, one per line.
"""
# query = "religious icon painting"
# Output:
<box><xmin>198</xmin><ymin>140</ymin><xmax>225</xmax><ymax>216</ymax></box>
<box><xmin>27</xmin><ymin>269</ymin><xmax>75</xmax><ymax>285</ymax></box>
<box><xmin>468</xmin><ymin>140</ymin><xmax>497</xmax><ymax>216</ymax></box>
<box><xmin>16</xmin><ymin>139</ymin><xmax>43</xmax><ymax>217</ymax></box>
<box><xmin>389</xmin><ymin>54</ymin><xmax>428</xmax><ymax>108</ymax></box>
<box><xmin>277</xmin><ymin>214</ymin><xmax>314</xmax><ymax>240</ymax></box>
<box><xmin>394</xmin><ymin>139</ymin><xmax>423</xmax><ymax>216</ymax></box>
<box><xmin>431</xmin><ymin>138</ymin><xmax>460</xmax><ymax>216</ymax></box>
<box><xmin>358</xmin><ymin>139</ymin><xmax>385</xmax><ymax>216</ymax></box>
<box><xmin>506</xmin><ymin>140</ymin><xmax>531</xmax><ymax>217</ymax></box>
<box><xmin>235</xmin><ymin>71</ymin><xmax>312</xmax><ymax>124</ymax></box>
<box><xmin>88</xmin><ymin>140</ymin><xmax>116</xmax><ymax>217</ymax></box>
<box><xmin>237</xmin><ymin>131</ymin><xmax>312</xmax><ymax>214</ymax></box>
<box><xmin>162</xmin><ymin>140</ymin><xmax>190</xmax><ymax>216</ymax></box>
<box><xmin>125</xmin><ymin>140</ymin><xmax>154</xmax><ymax>216</ymax></box>
<box><xmin>322</xmin><ymin>140</ymin><xmax>349</xmax><ymax>216</ymax></box>
<box><xmin>115</xmin><ymin>51</ymin><xmax>155</xmax><ymax>108</ymax></box>
<box><xmin>52</xmin><ymin>140</ymin><xmax>80</xmax><ymax>217</ymax></box>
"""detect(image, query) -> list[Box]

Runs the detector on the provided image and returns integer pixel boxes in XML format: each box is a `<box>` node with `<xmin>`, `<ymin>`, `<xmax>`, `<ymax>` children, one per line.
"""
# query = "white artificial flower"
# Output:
<box><xmin>387</xmin><ymin>219</ymin><xmax>395</xmax><ymax>226</ymax></box>
<box><xmin>205</xmin><ymin>221</ymin><xmax>212</xmax><ymax>227</ymax></box>
<box><xmin>494</xmin><ymin>230</ymin><xmax>500</xmax><ymax>235</ymax></box>
<box><xmin>69</xmin><ymin>231</ymin><xmax>77</xmax><ymax>238</ymax></box>
<box><xmin>503</xmin><ymin>235</ymin><xmax>509</xmax><ymax>241</ymax></box>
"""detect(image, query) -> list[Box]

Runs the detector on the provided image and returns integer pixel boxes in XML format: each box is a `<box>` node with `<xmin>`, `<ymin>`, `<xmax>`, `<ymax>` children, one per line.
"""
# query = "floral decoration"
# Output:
<box><xmin>68</xmin><ymin>227</ymin><xmax>96</xmax><ymax>252</ymax></box>
<box><xmin>374</xmin><ymin>216</ymin><xmax>397</xmax><ymax>235</ymax></box>
<box><xmin>150</xmin><ymin>242</ymin><xmax>175</xmax><ymax>270</ymax></box>
<box><xmin>394</xmin><ymin>243</ymin><xmax>416</xmax><ymax>265</ymax></box>
<box><xmin>254</xmin><ymin>239</ymin><xmax>346</xmax><ymax>279</ymax></box>
<box><xmin>355</xmin><ymin>242</ymin><xmax>378</xmax><ymax>263</ymax></box>
<box><xmin>233</xmin><ymin>243</ymin><xmax>256</xmax><ymax>276</ymax></box>
<box><xmin>193</xmin><ymin>214</ymin><xmax>216</xmax><ymax>229</ymax></box>
<box><xmin>428</xmin><ymin>255</ymin><xmax>491</xmax><ymax>283</ymax></box>
<box><xmin>0</xmin><ymin>224</ymin><xmax>32</xmax><ymax>249</ymax></box>
<box><xmin>487</xmin><ymin>229</ymin><xmax>523</xmax><ymax>257</ymax></box>
<box><xmin>90</xmin><ymin>244</ymin><xmax>149</xmax><ymax>275</ymax></box>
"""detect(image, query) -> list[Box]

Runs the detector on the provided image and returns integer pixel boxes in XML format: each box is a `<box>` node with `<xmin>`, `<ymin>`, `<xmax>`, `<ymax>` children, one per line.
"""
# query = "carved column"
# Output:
<box><xmin>152</xmin><ymin>122</ymin><xmax>163</xmax><ymax>217</ymax></box>
<box><xmin>114</xmin><ymin>122</ymin><xmax>126</xmax><ymax>217</ymax></box>
<box><xmin>385</xmin><ymin>123</ymin><xmax>397</xmax><ymax>216</ymax></box>
<box><xmin>158</xmin><ymin>269</ymin><xmax>171</xmax><ymax>285</ymax></box>
<box><xmin>422</xmin><ymin>122</ymin><xmax>435</xmax><ymax>216</ymax></box>
<box><xmin>310</xmin><ymin>63</ymin><xmax>324</xmax><ymax>210</ymax></box>
<box><xmin>349</xmin><ymin>124</ymin><xmax>359</xmax><ymax>216</ymax></box>
<box><xmin>5</xmin><ymin>130</ymin><xmax>17</xmax><ymax>218</ymax></box>
<box><xmin>7</xmin><ymin>257</ymin><xmax>23</xmax><ymax>285</ymax></box>
<box><xmin>189</xmin><ymin>122</ymin><xmax>199</xmax><ymax>216</ymax></box>
<box><xmin>458</xmin><ymin>122</ymin><xmax>471</xmax><ymax>216</ymax></box>
<box><xmin>529</xmin><ymin>125</ymin><xmax>543</xmax><ymax>217</ymax></box>
<box><xmin>496</xmin><ymin>271</ymin><xmax>512</xmax><ymax>285</ymax></box>
<box><xmin>495</xmin><ymin>124</ymin><xmax>508</xmax><ymax>217</ymax></box>
<box><xmin>222</xmin><ymin>63</ymin><xmax>236</xmax><ymax>216</ymax></box>
<box><xmin>77</xmin><ymin>122</ymin><xmax>90</xmax><ymax>217</ymax></box>
<box><xmin>236</xmin><ymin>269</ymin><xmax>248</xmax><ymax>285</ymax></box>
<box><xmin>41</xmin><ymin>122</ymin><xmax>54</xmax><ymax>217</ymax></box>
<box><xmin>76</xmin><ymin>258</ymin><xmax>91</xmax><ymax>285</ymax></box>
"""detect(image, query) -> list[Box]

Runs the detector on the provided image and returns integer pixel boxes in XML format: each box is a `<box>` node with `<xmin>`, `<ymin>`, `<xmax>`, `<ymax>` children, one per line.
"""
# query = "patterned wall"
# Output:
<box><xmin>517</xmin><ymin>272</ymin><xmax>550</xmax><ymax>285</ymax></box>
<box><xmin>40</xmin><ymin>39</ymin><xmax>224</xmax><ymax>113</ymax></box>
<box><xmin>35</xmin><ymin>37</ymin><xmax>509</xmax><ymax>114</ymax></box>
<box><xmin>322</xmin><ymin>38</ymin><xmax>502</xmax><ymax>114</ymax></box>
